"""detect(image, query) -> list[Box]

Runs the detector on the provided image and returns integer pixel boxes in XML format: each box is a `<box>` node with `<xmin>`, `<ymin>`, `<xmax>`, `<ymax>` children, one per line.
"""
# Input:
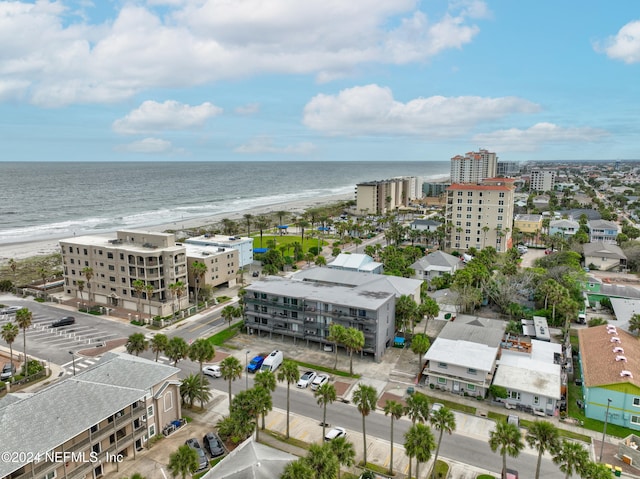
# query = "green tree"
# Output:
<box><xmin>629</xmin><ymin>313</ymin><xmax>640</xmax><ymax>335</ymax></box>
<box><xmin>395</xmin><ymin>294</ymin><xmax>419</xmax><ymax>333</ymax></box>
<box><xmin>132</xmin><ymin>279</ymin><xmax>146</xmax><ymax>318</ymax></box>
<box><xmin>315</xmin><ymin>382</ymin><xmax>337</xmax><ymax>440</ymax></box>
<box><xmin>315</xmin><ymin>255</ymin><xmax>327</xmax><ymax>266</ymax></box>
<box><xmin>329</xmin><ymin>436</ymin><xmax>356</xmax><ymax>479</ymax></box>
<box><xmin>404</xmin><ymin>393</ymin><xmax>430</xmax><ymax>425</ymax></box>
<box><xmin>8</xmin><ymin>258</ymin><xmax>17</xmax><ymax>294</ymax></box>
<box><xmin>180</xmin><ymin>373</ymin><xmax>210</xmax><ymax>408</ymax></box>
<box><xmin>15</xmin><ymin>308</ymin><xmax>32</xmax><ymax>366</ymax></box>
<box><xmin>188</xmin><ymin>338</ymin><xmax>216</xmax><ymax>384</ymax></box>
<box><xmin>255</xmin><ymin>215</ymin><xmax>271</xmax><ymax>248</ymax></box>
<box><xmin>1</xmin><ymin>322</ymin><xmax>19</xmax><ymax>381</ymax></box>
<box><xmin>149</xmin><ymin>333</ymin><xmax>168</xmax><ymax>362</ymax></box>
<box><xmin>343</xmin><ymin>327</ymin><xmax>364</xmax><ymax>376</ymax></box>
<box><xmin>243</xmin><ymin>213</ymin><xmax>254</xmax><ymax>237</ymax></box>
<box><xmin>167</xmin><ymin>444</ymin><xmax>198</xmax><ymax>479</ymax></box>
<box><xmin>352</xmin><ymin>383</ymin><xmax>378</xmax><ymax>466</ymax></box>
<box><xmin>489</xmin><ymin>420</ymin><xmax>524</xmax><ymax>477</ymax></box>
<box><xmin>410</xmin><ymin>333</ymin><xmax>430</xmax><ymax>374</ymax></box>
<box><xmin>77</xmin><ymin>280</ymin><xmax>86</xmax><ymax>308</ymax></box>
<box><xmin>420</xmin><ymin>296</ymin><xmax>440</xmax><ymax>334</ymax></box>
<box><xmin>277</xmin><ymin>359</ymin><xmax>300</xmax><ymax>438</ymax></box>
<box><xmin>383</xmin><ymin>399</ymin><xmax>404</xmax><ymax>476</ymax></box>
<box><xmin>165</xmin><ymin>336</ymin><xmax>189</xmax><ymax>366</ymax></box>
<box><xmin>430</xmin><ymin>406</ymin><xmax>456</xmax><ymax>479</ymax></box>
<box><xmin>191</xmin><ymin>260</ymin><xmax>208</xmax><ymax>308</ymax></box>
<box><xmin>582</xmin><ymin>461</ymin><xmax>614</xmax><ymax>479</ymax></box>
<box><xmin>249</xmin><ymin>386</ymin><xmax>272</xmax><ymax>441</ymax></box>
<box><xmin>304</xmin><ymin>443</ymin><xmax>339</xmax><ymax>479</ymax></box>
<box><xmin>168</xmin><ymin>280</ymin><xmax>186</xmax><ymax>318</ymax></box>
<box><xmin>280</xmin><ymin>459</ymin><xmax>314</xmax><ymax>479</ymax></box>
<box><xmin>553</xmin><ymin>440</ymin><xmax>589</xmax><ymax>479</ymax></box>
<box><xmin>125</xmin><ymin>333</ymin><xmax>148</xmax><ymax>356</ymax></box>
<box><xmin>526</xmin><ymin>420</ymin><xmax>560</xmax><ymax>479</ymax></box>
<box><xmin>82</xmin><ymin>266</ymin><xmax>94</xmax><ymax>303</ymax></box>
<box><xmin>255</xmin><ymin>371</ymin><xmax>277</xmax><ymax>429</ymax></box>
<box><xmin>145</xmin><ymin>283</ymin><xmax>154</xmax><ymax>320</ymax></box>
<box><xmin>221</xmin><ymin>304</ymin><xmax>240</xmax><ymax>328</ymax></box>
<box><xmin>404</xmin><ymin>422</ymin><xmax>435</xmax><ymax>479</ymax></box>
<box><xmin>328</xmin><ymin>323</ymin><xmax>346</xmax><ymax>370</ymax></box>
<box><xmin>220</xmin><ymin>356</ymin><xmax>243</xmax><ymax>414</ymax></box>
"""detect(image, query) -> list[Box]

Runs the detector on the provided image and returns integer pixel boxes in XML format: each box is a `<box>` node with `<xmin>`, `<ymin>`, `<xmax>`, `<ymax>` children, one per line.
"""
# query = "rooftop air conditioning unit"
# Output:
<box><xmin>613</xmin><ymin>347</ymin><xmax>624</xmax><ymax>354</ymax></box>
<box><xmin>611</xmin><ymin>337</ymin><xmax>621</xmax><ymax>343</ymax></box>
<box><xmin>607</xmin><ymin>328</ymin><xmax>618</xmax><ymax>334</ymax></box>
<box><xmin>621</xmin><ymin>370</ymin><xmax>633</xmax><ymax>378</ymax></box>
<box><xmin>616</xmin><ymin>355</ymin><xmax>628</xmax><ymax>362</ymax></box>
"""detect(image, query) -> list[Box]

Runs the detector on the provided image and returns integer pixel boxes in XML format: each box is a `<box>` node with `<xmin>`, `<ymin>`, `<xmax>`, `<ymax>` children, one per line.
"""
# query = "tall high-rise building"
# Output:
<box><xmin>445</xmin><ymin>178</ymin><xmax>515</xmax><ymax>253</ymax></box>
<box><xmin>450</xmin><ymin>149</ymin><xmax>498</xmax><ymax>183</ymax></box>
<box><xmin>529</xmin><ymin>168</ymin><xmax>557</xmax><ymax>192</ymax></box>
<box><xmin>356</xmin><ymin>176</ymin><xmax>422</xmax><ymax>215</ymax></box>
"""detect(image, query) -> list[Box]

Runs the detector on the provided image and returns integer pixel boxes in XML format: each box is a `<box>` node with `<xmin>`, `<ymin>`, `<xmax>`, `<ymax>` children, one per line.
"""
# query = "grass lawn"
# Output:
<box><xmin>206</xmin><ymin>321</ymin><xmax>242</xmax><ymax>346</ymax></box>
<box><xmin>417</xmin><ymin>391</ymin><xmax>476</xmax><ymax>415</ymax></box>
<box><xmin>432</xmin><ymin>460</ymin><xmax>449</xmax><ymax>479</ymax></box>
<box><xmin>252</xmin><ymin>234</ymin><xmax>328</xmax><ymax>252</ymax></box>
<box><xmin>291</xmin><ymin>359</ymin><xmax>360</xmax><ymax>378</ymax></box>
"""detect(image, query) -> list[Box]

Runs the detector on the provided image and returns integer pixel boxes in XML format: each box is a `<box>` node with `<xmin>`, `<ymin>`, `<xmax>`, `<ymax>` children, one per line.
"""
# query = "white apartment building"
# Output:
<box><xmin>445</xmin><ymin>178</ymin><xmax>515</xmax><ymax>253</ymax></box>
<box><xmin>60</xmin><ymin>230</ymin><xmax>188</xmax><ymax>317</ymax></box>
<box><xmin>529</xmin><ymin>168</ymin><xmax>557</xmax><ymax>192</ymax></box>
<box><xmin>450</xmin><ymin>149</ymin><xmax>498</xmax><ymax>183</ymax></box>
<box><xmin>186</xmin><ymin>234</ymin><xmax>254</xmax><ymax>267</ymax></box>
<box><xmin>186</xmin><ymin>244</ymin><xmax>239</xmax><ymax>294</ymax></box>
<box><xmin>355</xmin><ymin>177</ymin><xmax>422</xmax><ymax>215</ymax></box>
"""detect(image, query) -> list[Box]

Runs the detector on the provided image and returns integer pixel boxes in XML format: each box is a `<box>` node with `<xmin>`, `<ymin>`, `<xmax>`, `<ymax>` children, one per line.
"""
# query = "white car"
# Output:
<box><xmin>431</xmin><ymin>402</ymin><xmax>444</xmax><ymax>416</ymax></box>
<box><xmin>324</xmin><ymin>426</ymin><xmax>346</xmax><ymax>442</ymax></box>
<box><xmin>0</xmin><ymin>306</ymin><xmax>21</xmax><ymax>315</ymax></box>
<box><xmin>310</xmin><ymin>374</ymin><xmax>329</xmax><ymax>391</ymax></box>
<box><xmin>296</xmin><ymin>371</ymin><xmax>317</xmax><ymax>388</ymax></box>
<box><xmin>203</xmin><ymin>365</ymin><xmax>221</xmax><ymax>378</ymax></box>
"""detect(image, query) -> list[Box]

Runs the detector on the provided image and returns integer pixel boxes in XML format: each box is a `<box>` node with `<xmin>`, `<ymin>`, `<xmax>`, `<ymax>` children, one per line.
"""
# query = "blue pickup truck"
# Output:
<box><xmin>247</xmin><ymin>355</ymin><xmax>265</xmax><ymax>373</ymax></box>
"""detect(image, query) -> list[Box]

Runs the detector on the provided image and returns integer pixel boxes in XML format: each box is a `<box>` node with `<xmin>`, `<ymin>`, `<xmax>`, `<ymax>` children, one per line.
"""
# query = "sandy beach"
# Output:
<box><xmin>0</xmin><ymin>192</ymin><xmax>353</xmax><ymax>265</ymax></box>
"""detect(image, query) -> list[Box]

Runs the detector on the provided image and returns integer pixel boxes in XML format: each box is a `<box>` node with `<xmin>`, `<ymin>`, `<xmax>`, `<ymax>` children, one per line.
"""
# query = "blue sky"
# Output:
<box><xmin>1</xmin><ymin>0</ymin><xmax>639</xmax><ymax>162</ymax></box>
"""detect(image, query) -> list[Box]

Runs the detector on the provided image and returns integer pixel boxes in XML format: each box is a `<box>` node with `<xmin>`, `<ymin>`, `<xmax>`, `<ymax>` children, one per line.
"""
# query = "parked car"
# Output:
<box><xmin>431</xmin><ymin>402</ymin><xmax>444</xmax><ymax>416</ymax></box>
<box><xmin>260</xmin><ymin>350</ymin><xmax>284</xmax><ymax>372</ymax></box>
<box><xmin>297</xmin><ymin>371</ymin><xmax>317</xmax><ymax>388</ymax></box>
<box><xmin>503</xmin><ymin>468</ymin><xmax>519</xmax><ymax>479</ymax></box>
<box><xmin>247</xmin><ymin>355</ymin><xmax>264</xmax><ymax>373</ymax></box>
<box><xmin>0</xmin><ymin>306</ymin><xmax>22</xmax><ymax>315</ymax></box>
<box><xmin>203</xmin><ymin>365</ymin><xmax>222</xmax><ymax>378</ymax></box>
<box><xmin>185</xmin><ymin>438</ymin><xmax>209</xmax><ymax>471</ymax></box>
<box><xmin>202</xmin><ymin>432</ymin><xmax>225</xmax><ymax>458</ymax></box>
<box><xmin>50</xmin><ymin>316</ymin><xmax>75</xmax><ymax>327</ymax></box>
<box><xmin>517</xmin><ymin>245</ymin><xmax>528</xmax><ymax>254</ymax></box>
<box><xmin>324</xmin><ymin>426</ymin><xmax>346</xmax><ymax>442</ymax></box>
<box><xmin>310</xmin><ymin>374</ymin><xmax>329</xmax><ymax>391</ymax></box>
<box><xmin>1</xmin><ymin>363</ymin><xmax>16</xmax><ymax>381</ymax></box>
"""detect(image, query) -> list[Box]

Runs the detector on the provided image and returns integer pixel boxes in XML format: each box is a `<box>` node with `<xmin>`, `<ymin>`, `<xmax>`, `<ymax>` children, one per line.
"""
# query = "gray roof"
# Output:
<box><xmin>203</xmin><ymin>437</ymin><xmax>296</xmax><ymax>479</ymax></box>
<box><xmin>411</xmin><ymin>219</ymin><xmax>441</xmax><ymax>226</ymax></box>
<box><xmin>560</xmin><ymin>209</ymin><xmax>601</xmax><ymax>220</ymax></box>
<box><xmin>0</xmin><ymin>352</ymin><xmax>179</xmax><ymax>478</ymax></box>
<box><xmin>588</xmin><ymin>219</ymin><xmax>619</xmax><ymax>230</ymax></box>
<box><xmin>411</xmin><ymin>251</ymin><xmax>460</xmax><ymax>271</ymax></box>
<box><xmin>583</xmin><ymin>242</ymin><xmax>627</xmax><ymax>259</ymax></box>
<box><xmin>424</xmin><ymin>338</ymin><xmax>498</xmax><ymax>372</ymax></box>
<box><xmin>550</xmin><ymin>219</ymin><xmax>579</xmax><ymax>228</ymax></box>
<box><xmin>515</xmin><ymin>214</ymin><xmax>543</xmax><ymax>222</ymax></box>
<box><xmin>437</xmin><ymin>320</ymin><xmax>505</xmax><ymax>348</ymax></box>
<box><xmin>247</xmin><ymin>276</ymin><xmax>394</xmax><ymax>308</ymax></box>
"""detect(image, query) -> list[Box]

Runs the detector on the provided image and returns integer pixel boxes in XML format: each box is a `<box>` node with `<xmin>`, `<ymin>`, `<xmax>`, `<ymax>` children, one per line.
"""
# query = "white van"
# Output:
<box><xmin>260</xmin><ymin>350</ymin><xmax>284</xmax><ymax>372</ymax></box>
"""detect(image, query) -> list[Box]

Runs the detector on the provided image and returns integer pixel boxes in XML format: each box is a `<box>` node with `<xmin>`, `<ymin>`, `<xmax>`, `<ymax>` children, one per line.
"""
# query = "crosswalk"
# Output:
<box><xmin>60</xmin><ymin>354</ymin><xmax>175</xmax><ymax>376</ymax></box>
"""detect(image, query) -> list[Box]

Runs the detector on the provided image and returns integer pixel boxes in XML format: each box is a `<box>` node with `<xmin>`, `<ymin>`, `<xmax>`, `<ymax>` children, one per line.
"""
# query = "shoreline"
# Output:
<box><xmin>0</xmin><ymin>192</ymin><xmax>353</xmax><ymax>265</ymax></box>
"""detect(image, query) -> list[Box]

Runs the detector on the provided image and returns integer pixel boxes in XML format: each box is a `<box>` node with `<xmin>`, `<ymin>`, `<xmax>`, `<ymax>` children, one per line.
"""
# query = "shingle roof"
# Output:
<box><xmin>588</xmin><ymin>219</ymin><xmax>619</xmax><ymax>230</ymax></box>
<box><xmin>583</xmin><ymin>242</ymin><xmax>627</xmax><ymax>259</ymax></box>
<box><xmin>578</xmin><ymin>325</ymin><xmax>640</xmax><ymax>388</ymax></box>
<box><xmin>410</xmin><ymin>251</ymin><xmax>460</xmax><ymax>271</ymax></box>
<box><xmin>437</xmin><ymin>320</ymin><xmax>505</xmax><ymax>348</ymax></box>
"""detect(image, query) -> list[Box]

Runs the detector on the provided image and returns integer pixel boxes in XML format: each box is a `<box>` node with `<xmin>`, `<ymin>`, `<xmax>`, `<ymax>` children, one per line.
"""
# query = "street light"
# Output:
<box><xmin>245</xmin><ymin>350</ymin><xmax>251</xmax><ymax>390</ymax></box>
<box><xmin>599</xmin><ymin>398</ymin><xmax>612</xmax><ymax>462</ymax></box>
<box><xmin>68</xmin><ymin>351</ymin><xmax>76</xmax><ymax>376</ymax></box>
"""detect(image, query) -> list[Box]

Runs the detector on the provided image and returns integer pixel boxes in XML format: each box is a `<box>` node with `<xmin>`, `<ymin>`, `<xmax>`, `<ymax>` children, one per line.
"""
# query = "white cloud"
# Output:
<box><xmin>596</xmin><ymin>20</ymin><xmax>640</xmax><ymax>64</ymax></box>
<box><xmin>235</xmin><ymin>103</ymin><xmax>260</xmax><ymax>115</ymax></box>
<box><xmin>116</xmin><ymin>137</ymin><xmax>174</xmax><ymax>153</ymax></box>
<box><xmin>302</xmin><ymin>84</ymin><xmax>539</xmax><ymax>137</ymax></box>
<box><xmin>0</xmin><ymin>0</ymin><xmax>487</xmax><ymax>106</ymax></box>
<box><xmin>113</xmin><ymin>100</ymin><xmax>222</xmax><ymax>134</ymax></box>
<box><xmin>473</xmin><ymin>122</ymin><xmax>609</xmax><ymax>152</ymax></box>
<box><xmin>234</xmin><ymin>136</ymin><xmax>316</xmax><ymax>155</ymax></box>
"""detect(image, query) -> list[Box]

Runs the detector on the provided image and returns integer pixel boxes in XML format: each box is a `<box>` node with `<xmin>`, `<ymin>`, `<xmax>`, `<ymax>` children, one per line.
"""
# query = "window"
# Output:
<box><xmin>467</xmin><ymin>383</ymin><xmax>476</xmax><ymax>391</ymax></box>
<box><xmin>438</xmin><ymin>362</ymin><xmax>448</xmax><ymax>369</ymax></box>
<box><xmin>467</xmin><ymin>191</ymin><xmax>473</xmax><ymax>196</ymax></box>
<box><xmin>467</xmin><ymin>368</ymin><xmax>477</xmax><ymax>375</ymax></box>
<box><xmin>499</xmin><ymin>192</ymin><xmax>505</xmax><ymax>198</ymax></box>
<box><xmin>466</xmin><ymin>206</ymin><xmax>472</xmax><ymax>212</ymax></box>
<box><xmin>148</xmin><ymin>424</ymin><xmax>156</xmax><ymax>437</ymax></box>
<box><xmin>498</xmin><ymin>208</ymin><xmax>504</xmax><ymax>213</ymax></box>
<box><xmin>467</xmin><ymin>199</ymin><xmax>472</xmax><ymax>204</ymax></box>
<box><xmin>109</xmin><ymin>265</ymin><xmax>115</xmax><ymax>271</ymax></box>
<box><xmin>457</xmin><ymin>191</ymin><xmax>463</xmax><ymax>196</ymax></box>
<box><xmin>147</xmin><ymin>405</ymin><xmax>154</xmax><ymax>418</ymax></box>
<box><xmin>633</xmin><ymin>397</ymin><xmax>640</xmax><ymax>407</ymax></box>
<box><xmin>92</xmin><ymin>443</ymin><xmax>101</xmax><ymax>454</ymax></box>
<box><xmin>91</xmin><ymin>424</ymin><xmax>99</xmax><ymax>433</ymax></box>
<box><xmin>437</xmin><ymin>377</ymin><xmax>447</xmax><ymax>384</ymax></box>
<box><xmin>44</xmin><ymin>471</ymin><xmax>56</xmax><ymax>479</ymax></box>
<box><xmin>164</xmin><ymin>391</ymin><xmax>173</xmax><ymax>412</ymax></box>
<box><xmin>109</xmin><ymin>276</ymin><xmax>115</xmax><ymax>282</ymax></box>
<box><xmin>632</xmin><ymin>415</ymin><xmax>640</xmax><ymax>425</ymax></box>
<box><xmin>498</xmin><ymin>200</ymin><xmax>504</xmax><ymax>205</ymax></box>
<box><xmin>457</xmin><ymin>206</ymin><xmax>462</xmax><ymax>211</ymax></box>
<box><xmin>497</xmin><ymin>216</ymin><xmax>503</xmax><ymax>221</ymax></box>
<box><xmin>507</xmin><ymin>390</ymin><xmax>520</xmax><ymax>400</ymax></box>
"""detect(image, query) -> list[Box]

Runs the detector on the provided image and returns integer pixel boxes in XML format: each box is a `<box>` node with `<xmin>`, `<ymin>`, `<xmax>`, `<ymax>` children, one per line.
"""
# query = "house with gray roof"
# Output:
<box><xmin>327</xmin><ymin>253</ymin><xmax>383</xmax><ymax>274</ymax></box>
<box><xmin>549</xmin><ymin>219</ymin><xmax>580</xmax><ymax>237</ymax></box>
<box><xmin>409</xmin><ymin>218</ymin><xmax>442</xmax><ymax>232</ymax></box>
<box><xmin>410</xmin><ymin>250</ymin><xmax>461</xmax><ymax>282</ymax></box>
<box><xmin>584</xmin><ymin>242</ymin><xmax>627</xmax><ymax>271</ymax></box>
<box><xmin>588</xmin><ymin>219</ymin><xmax>619</xmax><ymax>244</ymax></box>
<box><xmin>0</xmin><ymin>352</ymin><xmax>181</xmax><ymax>479</ymax></box>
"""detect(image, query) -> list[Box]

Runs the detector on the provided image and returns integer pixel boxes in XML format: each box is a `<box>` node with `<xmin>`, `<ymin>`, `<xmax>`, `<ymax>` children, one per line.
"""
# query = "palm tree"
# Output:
<box><xmin>489</xmin><ymin>420</ymin><xmax>524</xmax><ymax>478</ymax></box>
<box><xmin>167</xmin><ymin>444</ymin><xmax>198</xmax><ymax>479</ymax></box>
<box><xmin>304</xmin><ymin>443</ymin><xmax>339</xmax><ymax>479</ymax></box>
<box><xmin>343</xmin><ymin>327</ymin><xmax>364</xmax><ymax>375</ymax></box>
<box><xmin>149</xmin><ymin>333</ymin><xmax>168</xmax><ymax>362</ymax></box>
<box><xmin>1</xmin><ymin>322</ymin><xmax>19</xmax><ymax>381</ymax></box>
<box><xmin>255</xmin><ymin>215</ymin><xmax>271</xmax><ymax>248</ymax></box>
<box><xmin>254</xmin><ymin>371</ymin><xmax>277</xmax><ymax>429</ymax></box>
<box><xmin>383</xmin><ymin>399</ymin><xmax>404</xmax><ymax>476</ymax></box>
<box><xmin>144</xmin><ymin>282</ymin><xmax>154</xmax><ymax>319</ymax></box>
<box><xmin>220</xmin><ymin>356</ymin><xmax>243</xmax><ymax>413</ymax></box>
<box><xmin>404</xmin><ymin>393</ymin><xmax>430</xmax><ymax>425</ymax></box>
<box><xmin>15</xmin><ymin>307</ymin><xmax>32</xmax><ymax>366</ymax></box>
<box><xmin>553</xmin><ymin>440</ymin><xmax>589</xmax><ymax>479</ymax></box>
<box><xmin>583</xmin><ymin>461</ymin><xmax>613</xmax><ymax>479</ymax></box>
<box><xmin>191</xmin><ymin>261</ymin><xmax>208</xmax><ymax>309</ymax></box>
<box><xmin>77</xmin><ymin>280</ymin><xmax>85</xmax><ymax>309</ymax></box>
<box><xmin>221</xmin><ymin>304</ymin><xmax>239</xmax><ymax>328</ymax></box>
<box><xmin>165</xmin><ymin>336</ymin><xmax>189</xmax><ymax>366</ymax></box>
<box><xmin>82</xmin><ymin>266</ymin><xmax>94</xmax><ymax>304</ymax></box>
<box><xmin>180</xmin><ymin>373</ymin><xmax>202</xmax><ymax>407</ymax></box>
<box><xmin>132</xmin><ymin>279</ymin><xmax>146</xmax><ymax>318</ymax></box>
<box><xmin>8</xmin><ymin>258</ymin><xmax>17</xmax><ymax>294</ymax></box>
<box><xmin>404</xmin><ymin>422</ymin><xmax>435</xmax><ymax>479</ymax></box>
<box><xmin>352</xmin><ymin>383</ymin><xmax>377</xmax><ymax>466</ymax></box>
<box><xmin>276</xmin><ymin>210</ymin><xmax>289</xmax><ymax>235</ymax></box>
<box><xmin>281</xmin><ymin>459</ymin><xmax>314</xmax><ymax>479</ymax></box>
<box><xmin>188</xmin><ymin>338</ymin><xmax>215</xmax><ymax>384</ymax></box>
<box><xmin>430</xmin><ymin>406</ymin><xmax>456</xmax><ymax>479</ymax></box>
<box><xmin>169</xmin><ymin>281</ymin><xmax>186</xmax><ymax>319</ymax></box>
<box><xmin>315</xmin><ymin>382</ymin><xmax>337</xmax><ymax>439</ymax></box>
<box><xmin>277</xmin><ymin>359</ymin><xmax>300</xmax><ymax>438</ymax></box>
<box><xmin>125</xmin><ymin>333</ymin><xmax>148</xmax><ymax>356</ymax></box>
<box><xmin>328</xmin><ymin>323</ymin><xmax>346</xmax><ymax>369</ymax></box>
<box><xmin>38</xmin><ymin>267</ymin><xmax>49</xmax><ymax>292</ymax></box>
<box><xmin>249</xmin><ymin>386</ymin><xmax>272</xmax><ymax>441</ymax></box>
<box><xmin>410</xmin><ymin>333</ymin><xmax>430</xmax><ymax>375</ymax></box>
<box><xmin>421</xmin><ymin>296</ymin><xmax>440</xmax><ymax>334</ymax></box>
<box><xmin>329</xmin><ymin>436</ymin><xmax>356</xmax><ymax>479</ymax></box>
<box><xmin>243</xmin><ymin>213</ymin><xmax>254</xmax><ymax>238</ymax></box>
<box><xmin>526</xmin><ymin>420</ymin><xmax>560</xmax><ymax>479</ymax></box>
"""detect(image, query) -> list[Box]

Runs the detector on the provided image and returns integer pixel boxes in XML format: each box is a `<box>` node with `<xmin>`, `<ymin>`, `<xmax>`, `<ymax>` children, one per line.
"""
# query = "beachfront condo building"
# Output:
<box><xmin>185</xmin><ymin>234</ymin><xmax>253</xmax><ymax>267</ymax></box>
<box><xmin>355</xmin><ymin>176</ymin><xmax>422</xmax><ymax>215</ymax></box>
<box><xmin>243</xmin><ymin>276</ymin><xmax>396</xmax><ymax>362</ymax></box>
<box><xmin>529</xmin><ymin>168</ymin><xmax>557</xmax><ymax>192</ymax></box>
<box><xmin>450</xmin><ymin>149</ymin><xmax>498</xmax><ymax>183</ymax></box>
<box><xmin>60</xmin><ymin>229</ymin><xmax>188</xmax><ymax>317</ymax></box>
<box><xmin>0</xmin><ymin>352</ymin><xmax>181</xmax><ymax>479</ymax></box>
<box><xmin>186</xmin><ymin>244</ymin><xmax>239</xmax><ymax>293</ymax></box>
<box><xmin>445</xmin><ymin>178</ymin><xmax>516</xmax><ymax>253</ymax></box>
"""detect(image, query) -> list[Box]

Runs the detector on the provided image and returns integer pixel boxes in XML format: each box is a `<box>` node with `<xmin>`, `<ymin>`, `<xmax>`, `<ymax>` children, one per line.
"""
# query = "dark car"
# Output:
<box><xmin>51</xmin><ymin>316</ymin><xmax>75</xmax><ymax>328</ymax></box>
<box><xmin>185</xmin><ymin>438</ymin><xmax>209</xmax><ymax>471</ymax></box>
<box><xmin>202</xmin><ymin>432</ymin><xmax>225</xmax><ymax>458</ymax></box>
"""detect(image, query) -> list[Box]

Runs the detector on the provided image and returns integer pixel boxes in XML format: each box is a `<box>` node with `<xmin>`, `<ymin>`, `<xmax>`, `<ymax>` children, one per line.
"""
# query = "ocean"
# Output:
<box><xmin>0</xmin><ymin>161</ymin><xmax>449</xmax><ymax>244</ymax></box>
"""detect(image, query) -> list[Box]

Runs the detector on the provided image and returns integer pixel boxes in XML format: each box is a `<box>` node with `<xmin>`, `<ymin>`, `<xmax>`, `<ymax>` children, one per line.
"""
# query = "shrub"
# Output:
<box><xmin>0</xmin><ymin>280</ymin><xmax>14</xmax><ymax>292</ymax></box>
